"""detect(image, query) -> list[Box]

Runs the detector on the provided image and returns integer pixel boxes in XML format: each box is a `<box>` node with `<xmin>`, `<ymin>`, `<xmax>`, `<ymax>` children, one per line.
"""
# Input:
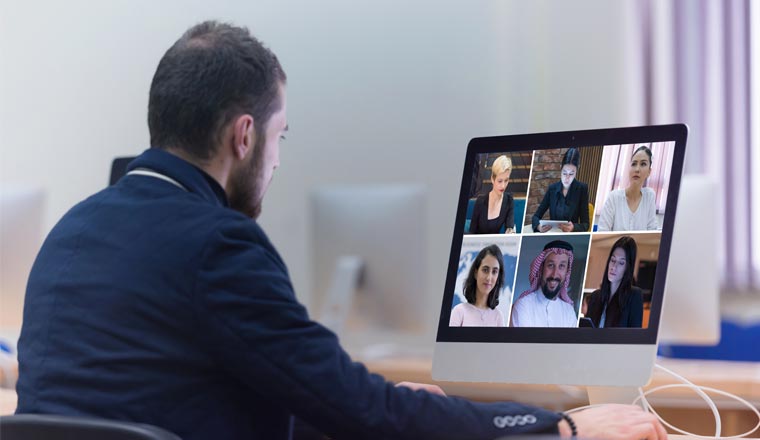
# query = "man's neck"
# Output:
<box><xmin>164</xmin><ymin>147</ymin><xmax>230</xmax><ymax>190</ymax></box>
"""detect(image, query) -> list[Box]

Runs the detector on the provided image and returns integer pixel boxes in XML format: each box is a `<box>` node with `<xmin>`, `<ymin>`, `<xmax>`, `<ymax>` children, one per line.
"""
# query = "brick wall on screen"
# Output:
<box><xmin>525</xmin><ymin>148</ymin><xmax>565</xmax><ymax>225</ymax></box>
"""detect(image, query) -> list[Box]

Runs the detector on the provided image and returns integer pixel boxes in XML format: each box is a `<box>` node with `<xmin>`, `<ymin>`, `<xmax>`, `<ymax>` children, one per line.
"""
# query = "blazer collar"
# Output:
<box><xmin>127</xmin><ymin>148</ymin><xmax>229</xmax><ymax>207</ymax></box>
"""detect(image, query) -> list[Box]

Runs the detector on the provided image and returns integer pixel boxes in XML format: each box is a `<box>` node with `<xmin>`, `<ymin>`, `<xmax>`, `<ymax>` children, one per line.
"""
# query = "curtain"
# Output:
<box><xmin>638</xmin><ymin>0</ymin><xmax>757</xmax><ymax>291</ymax></box>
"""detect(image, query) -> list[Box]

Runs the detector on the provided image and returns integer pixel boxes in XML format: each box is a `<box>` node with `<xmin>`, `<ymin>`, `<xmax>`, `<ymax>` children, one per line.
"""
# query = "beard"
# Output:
<box><xmin>227</xmin><ymin>129</ymin><xmax>266</xmax><ymax>219</ymax></box>
<box><xmin>541</xmin><ymin>277</ymin><xmax>562</xmax><ymax>300</ymax></box>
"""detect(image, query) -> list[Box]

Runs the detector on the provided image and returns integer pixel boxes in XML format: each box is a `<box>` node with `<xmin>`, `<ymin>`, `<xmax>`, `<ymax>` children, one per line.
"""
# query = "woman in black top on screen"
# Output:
<box><xmin>586</xmin><ymin>236</ymin><xmax>644</xmax><ymax>328</ymax></box>
<box><xmin>469</xmin><ymin>155</ymin><xmax>515</xmax><ymax>234</ymax></box>
<box><xmin>531</xmin><ymin>148</ymin><xmax>590</xmax><ymax>233</ymax></box>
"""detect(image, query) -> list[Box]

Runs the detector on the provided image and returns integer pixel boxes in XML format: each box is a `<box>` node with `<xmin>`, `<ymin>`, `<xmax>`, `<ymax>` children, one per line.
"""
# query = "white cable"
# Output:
<box><xmin>636</xmin><ymin>384</ymin><xmax>760</xmax><ymax>439</ymax></box>
<box><xmin>562</xmin><ymin>362</ymin><xmax>760</xmax><ymax>439</ymax></box>
<box><xmin>644</xmin><ymin>363</ymin><xmax>722</xmax><ymax>437</ymax></box>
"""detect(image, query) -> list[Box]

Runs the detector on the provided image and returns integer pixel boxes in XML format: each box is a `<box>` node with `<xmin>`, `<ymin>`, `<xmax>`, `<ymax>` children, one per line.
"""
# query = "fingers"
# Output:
<box><xmin>630</xmin><ymin>422</ymin><xmax>658</xmax><ymax>440</ymax></box>
<box><xmin>395</xmin><ymin>381</ymin><xmax>447</xmax><ymax>397</ymax></box>
<box><xmin>617</xmin><ymin>407</ymin><xmax>666</xmax><ymax>440</ymax></box>
<box><xmin>643</xmin><ymin>412</ymin><xmax>668</xmax><ymax>440</ymax></box>
<box><xmin>425</xmin><ymin>385</ymin><xmax>446</xmax><ymax>396</ymax></box>
<box><xmin>572</xmin><ymin>404</ymin><xmax>667</xmax><ymax>440</ymax></box>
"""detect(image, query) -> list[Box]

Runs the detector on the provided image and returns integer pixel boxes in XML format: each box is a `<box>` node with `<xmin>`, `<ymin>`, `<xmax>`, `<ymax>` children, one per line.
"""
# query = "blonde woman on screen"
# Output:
<box><xmin>598</xmin><ymin>146</ymin><xmax>658</xmax><ymax>231</ymax></box>
<box><xmin>469</xmin><ymin>155</ymin><xmax>516</xmax><ymax>234</ymax></box>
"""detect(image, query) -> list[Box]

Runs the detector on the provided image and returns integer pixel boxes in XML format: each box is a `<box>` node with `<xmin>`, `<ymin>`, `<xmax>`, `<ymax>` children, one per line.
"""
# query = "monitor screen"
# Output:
<box><xmin>435</xmin><ymin>125</ymin><xmax>687</xmax><ymax>354</ymax></box>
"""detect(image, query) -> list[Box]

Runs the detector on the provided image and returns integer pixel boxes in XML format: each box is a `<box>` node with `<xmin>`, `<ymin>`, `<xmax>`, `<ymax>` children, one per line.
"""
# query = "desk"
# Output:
<box><xmin>365</xmin><ymin>356</ymin><xmax>760</xmax><ymax>437</ymax></box>
<box><xmin>2</xmin><ymin>356</ymin><xmax>757</xmax><ymax>436</ymax></box>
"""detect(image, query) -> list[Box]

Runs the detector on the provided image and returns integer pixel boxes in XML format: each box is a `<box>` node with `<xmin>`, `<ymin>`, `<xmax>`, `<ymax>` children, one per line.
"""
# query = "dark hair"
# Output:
<box><xmin>598</xmin><ymin>236</ymin><xmax>638</xmax><ymax>326</ymax></box>
<box><xmin>632</xmin><ymin>145</ymin><xmax>653</xmax><ymax>167</ymax></box>
<box><xmin>148</xmin><ymin>21</ymin><xmax>287</xmax><ymax>160</ymax></box>
<box><xmin>562</xmin><ymin>148</ymin><xmax>581</xmax><ymax>169</ymax></box>
<box><xmin>462</xmin><ymin>244</ymin><xmax>505</xmax><ymax>309</ymax></box>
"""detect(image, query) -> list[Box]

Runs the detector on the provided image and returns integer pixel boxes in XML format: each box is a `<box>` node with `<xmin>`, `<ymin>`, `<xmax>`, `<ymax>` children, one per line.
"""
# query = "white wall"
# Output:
<box><xmin>0</xmin><ymin>0</ymin><xmax>640</xmax><ymax>334</ymax></box>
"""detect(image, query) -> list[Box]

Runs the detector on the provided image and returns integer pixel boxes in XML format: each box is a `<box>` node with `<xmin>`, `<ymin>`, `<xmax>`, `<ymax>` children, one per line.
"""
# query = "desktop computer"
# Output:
<box><xmin>310</xmin><ymin>185</ymin><xmax>429</xmax><ymax>354</ymax></box>
<box><xmin>432</xmin><ymin>124</ymin><xmax>689</xmax><ymax>405</ymax></box>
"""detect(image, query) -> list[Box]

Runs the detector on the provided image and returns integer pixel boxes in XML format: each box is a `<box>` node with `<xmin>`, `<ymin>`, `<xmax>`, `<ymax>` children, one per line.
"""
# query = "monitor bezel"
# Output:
<box><xmin>435</xmin><ymin>124</ymin><xmax>688</xmax><ymax>345</ymax></box>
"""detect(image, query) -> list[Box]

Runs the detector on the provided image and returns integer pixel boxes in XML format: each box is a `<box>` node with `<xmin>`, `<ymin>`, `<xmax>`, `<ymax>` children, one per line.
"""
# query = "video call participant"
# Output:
<box><xmin>531</xmin><ymin>148</ymin><xmax>590</xmax><ymax>233</ymax></box>
<box><xmin>510</xmin><ymin>240</ymin><xmax>579</xmax><ymax>327</ymax></box>
<box><xmin>469</xmin><ymin>155</ymin><xmax>516</xmax><ymax>234</ymax></box>
<box><xmin>598</xmin><ymin>145</ymin><xmax>659</xmax><ymax>231</ymax></box>
<box><xmin>450</xmin><ymin>244</ymin><xmax>505</xmax><ymax>327</ymax></box>
<box><xmin>586</xmin><ymin>236</ymin><xmax>644</xmax><ymax>328</ymax></box>
<box><xmin>15</xmin><ymin>21</ymin><xmax>667</xmax><ymax>440</ymax></box>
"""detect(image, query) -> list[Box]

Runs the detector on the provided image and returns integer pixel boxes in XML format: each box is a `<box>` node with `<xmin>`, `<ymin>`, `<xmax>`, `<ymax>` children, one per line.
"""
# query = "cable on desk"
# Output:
<box><xmin>562</xmin><ymin>363</ymin><xmax>760</xmax><ymax>439</ymax></box>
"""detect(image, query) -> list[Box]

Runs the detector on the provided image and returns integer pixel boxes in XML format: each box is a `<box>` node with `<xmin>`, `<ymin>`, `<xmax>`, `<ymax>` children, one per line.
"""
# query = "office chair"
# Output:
<box><xmin>0</xmin><ymin>414</ymin><xmax>182</xmax><ymax>440</ymax></box>
<box><xmin>110</xmin><ymin>156</ymin><xmax>137</xmax><ymax>186</ymax></box>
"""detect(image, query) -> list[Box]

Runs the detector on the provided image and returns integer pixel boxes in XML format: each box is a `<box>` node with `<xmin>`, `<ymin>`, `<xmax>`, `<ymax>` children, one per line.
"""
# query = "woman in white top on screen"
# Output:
<box><xmin>597</xmin><ymin>146</ymin><xmax>659</xmax><ymax>231</ymax></box>
<box><xmin>449</xmin><ymin>244</ymin><xmax>506</xmax><ymax>327</ymax></box>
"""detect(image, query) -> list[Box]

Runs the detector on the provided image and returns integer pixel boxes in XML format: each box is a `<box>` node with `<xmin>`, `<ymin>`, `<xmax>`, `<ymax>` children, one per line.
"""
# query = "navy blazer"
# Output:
<box><xmin>531</xmin><ymin>180</ymin><xmax>590</xmax><ymax>232</ymax></box>
<box><xmin>16</xmin><ymin>149</ymin><xmax>562</xmax><ymax>440</ymax></box>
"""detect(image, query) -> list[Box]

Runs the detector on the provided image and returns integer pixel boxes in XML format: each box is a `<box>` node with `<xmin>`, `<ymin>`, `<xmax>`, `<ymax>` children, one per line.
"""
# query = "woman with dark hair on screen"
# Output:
<box><xmin>531</xmin><ymin>148</ymin><xmax>590</xmax><ymax>233</ymax></box>
<box><xmin>469</xmin><ymin>155</ymin><xmax>515</xmax><ymax>234</ymax></box>
<box><xmin>586</xmin><ymin>236</ymin><xmax>643</xmax><ymax>328</ymax></box>
<box><xmin>449</xmin><ymin>244</ymin><xmax>506</xmax><ymax>327</ymax></box>
<box><xmin>598</xmin><ymin>145</ymin><xmax>658</xmax><ymax>231</ymax></box>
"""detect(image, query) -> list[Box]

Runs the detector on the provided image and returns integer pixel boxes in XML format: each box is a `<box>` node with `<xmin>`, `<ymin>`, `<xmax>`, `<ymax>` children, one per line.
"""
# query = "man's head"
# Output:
<box><xmin>540</xmin><ymin>250</ymin><xmax>569</xmax><ymax>300</ymax></box>
<box><xmin>148</xmin><ymin>21</ymin><xmax>287</xmax><ymax>218</ymax></box>
<box><xmin>521</xmin><ymin>240</ymin><xmax>575</xmax><ymax>303</ymax></box>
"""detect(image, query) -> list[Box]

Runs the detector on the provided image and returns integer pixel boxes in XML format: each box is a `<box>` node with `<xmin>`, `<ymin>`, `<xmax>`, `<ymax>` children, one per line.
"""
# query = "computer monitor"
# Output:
<box><xmin>658</xmin><ymin>174</ymin><xmax>720</xmax><ymax>346</ymax></box>
<box><xmin>311</xmin><ymin>185</ymin><xmax>427</xmax><ymax>346</ymax></box>
<box><xmin>433</xmin><ymin>125</ymin><xmax>687</xmax><ymax>401</ymax></box>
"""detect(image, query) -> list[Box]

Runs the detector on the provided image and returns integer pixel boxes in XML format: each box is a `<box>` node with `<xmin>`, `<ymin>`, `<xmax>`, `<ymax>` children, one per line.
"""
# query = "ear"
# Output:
<box><xmin>232</xmin><ymin>114</ymin><xmax>255</xmax><ymax>160</ymax></box>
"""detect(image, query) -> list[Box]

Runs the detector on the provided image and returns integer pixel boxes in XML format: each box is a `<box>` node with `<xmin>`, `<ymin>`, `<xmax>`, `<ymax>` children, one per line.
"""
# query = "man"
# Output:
<box><xmin>16</xmin><ymin>21</ymin><xmax>666</xmax><ymax>440</ymax></box>
<box><xmin>510</xmin><ymin>240</ymin><xmax>579</xmax><ymax>327</ymax></box>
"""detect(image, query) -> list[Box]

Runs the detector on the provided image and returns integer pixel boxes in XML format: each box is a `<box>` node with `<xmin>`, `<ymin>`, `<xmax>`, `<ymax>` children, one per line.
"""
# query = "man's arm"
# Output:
<box><xmin>192</xmin><ymin>220</ymin><xmax>563</xmax><ymax>439</ymax></box>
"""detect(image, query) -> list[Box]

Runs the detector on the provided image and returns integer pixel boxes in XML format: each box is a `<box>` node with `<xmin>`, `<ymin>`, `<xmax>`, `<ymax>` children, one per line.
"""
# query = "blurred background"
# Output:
<box><xmin>1</xmin><ymin>0</ymin><xmax>758</xmax><ymax>353</ymax></box>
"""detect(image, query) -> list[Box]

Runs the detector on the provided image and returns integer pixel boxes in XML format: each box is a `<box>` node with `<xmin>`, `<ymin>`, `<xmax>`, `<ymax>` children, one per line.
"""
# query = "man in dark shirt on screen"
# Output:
<box><xmin>16</xmin><ymin>20</ymin><xmax>666</xmax><ymax>440</ymax></box>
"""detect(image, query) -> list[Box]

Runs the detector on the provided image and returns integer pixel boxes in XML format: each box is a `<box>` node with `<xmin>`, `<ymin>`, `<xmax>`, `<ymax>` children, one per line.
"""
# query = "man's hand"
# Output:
<box><xmin>558</xmin><ymin>222</ymin><xmax>574</xmax><ymax>233</ymax></box>
<box><xmin>539</xmin><ymin>224</ymin><xmax>552</xmax><ymax>233</ymax></box>
<box><xmin>558</xmin><ymin>404</ymin><xmax>667</xmax><ymax>440</ymax></box>
<box><xmin>395</xmin><ymin>381</ymin><xmax>446</xmax><ymax>397</ymax></box>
